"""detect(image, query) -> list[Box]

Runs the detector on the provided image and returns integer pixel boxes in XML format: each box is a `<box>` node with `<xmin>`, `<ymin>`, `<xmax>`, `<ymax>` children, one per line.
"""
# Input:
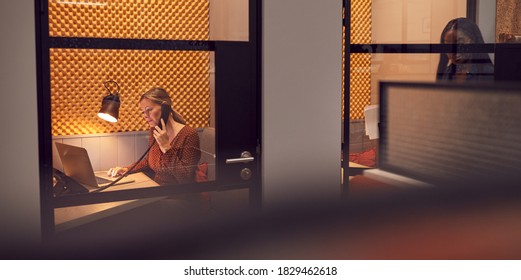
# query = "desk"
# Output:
<box><xmin>54</xmin><ymin>172</ymin><xmax>162</xmax><ymax>232</ymax></box>
<box><xmin>349</xmin><ymin>161</ymin><xmax>370</xmax><ymax>169</ymax></box>
<box><xmin>342</xmin><ymin>162</ymin><xmax>372</xmax><ymax>183</ymax></box>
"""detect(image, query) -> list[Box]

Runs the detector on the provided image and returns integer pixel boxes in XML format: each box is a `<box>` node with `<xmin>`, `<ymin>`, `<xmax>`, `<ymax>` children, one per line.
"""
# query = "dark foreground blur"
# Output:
<box><xmin>2</xmin><ymin>179</ymin><xmax>521</xmax><ymax>260</ymax></box>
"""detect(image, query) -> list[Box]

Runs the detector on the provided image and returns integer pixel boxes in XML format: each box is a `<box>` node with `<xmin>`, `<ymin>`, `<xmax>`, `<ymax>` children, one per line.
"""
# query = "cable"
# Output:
<box><xmin>91</xmin><ymin>127</ymin><xmax>215</xmax><ymax>193</ymax></box>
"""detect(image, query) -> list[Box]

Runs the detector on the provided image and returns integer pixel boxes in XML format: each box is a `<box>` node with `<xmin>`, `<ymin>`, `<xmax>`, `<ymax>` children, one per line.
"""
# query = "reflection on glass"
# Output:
<box><xmin>436</xmin><ymin>18</ymin><xmax>494</xmax><ymax>82</ymax></box>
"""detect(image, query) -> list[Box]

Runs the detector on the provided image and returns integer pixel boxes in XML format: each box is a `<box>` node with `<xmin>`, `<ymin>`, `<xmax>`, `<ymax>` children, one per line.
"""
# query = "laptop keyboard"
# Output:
<box><xmin>95</xmin><ymin>176</ymin><xmax>112</xmax><ymax>185</ymax></box>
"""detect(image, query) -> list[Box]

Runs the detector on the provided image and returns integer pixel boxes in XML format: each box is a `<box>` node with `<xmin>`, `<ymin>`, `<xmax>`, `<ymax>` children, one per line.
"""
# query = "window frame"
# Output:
<box><xmin>35</xmin><ymin>0</ymin><xmax>262</xmax><ymax>239</ymax></box>
<box><xmin>342</xmin><ymin>0</ymin><xmax>497</xmax><ymax>193</ymax></box>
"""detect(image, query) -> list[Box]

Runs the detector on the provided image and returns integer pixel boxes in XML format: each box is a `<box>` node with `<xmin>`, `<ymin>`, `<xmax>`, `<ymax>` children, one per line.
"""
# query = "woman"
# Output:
<box><xmin>436</xmin><ymin>17</ymin><xmax>494</xmax><ymax>82</ymax></box>
<box><xmin>108</xmin><ymin>88</ymin><xmax>201</xmax><ymax>185</ymax></box>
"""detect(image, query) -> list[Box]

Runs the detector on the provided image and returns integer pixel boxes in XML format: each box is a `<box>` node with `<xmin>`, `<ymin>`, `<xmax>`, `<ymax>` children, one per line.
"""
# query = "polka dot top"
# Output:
<box><xmin>128</xmin><ymin>126</ymin><xmax>201</xmax><ymax>185</ymax></box>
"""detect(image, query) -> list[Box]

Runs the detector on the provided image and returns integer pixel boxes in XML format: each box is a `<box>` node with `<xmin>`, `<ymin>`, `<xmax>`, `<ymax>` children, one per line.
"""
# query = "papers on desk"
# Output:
<box><xmin>364</xmin><ymin>105</ymin><xmax>379</xmax><ymax>140</ymax></box>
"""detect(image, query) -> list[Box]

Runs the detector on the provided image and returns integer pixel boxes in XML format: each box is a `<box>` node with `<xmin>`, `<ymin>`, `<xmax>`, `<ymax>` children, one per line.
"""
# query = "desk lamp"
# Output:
<box><xmin>98</xmin><ymin>80</ymin><xmax>120</xmax><ymax>122</ymax></box>
<box><xmin>93</xmin><ymin>81</ymin><xmax>154</xmax><ymax>192</ymax></box>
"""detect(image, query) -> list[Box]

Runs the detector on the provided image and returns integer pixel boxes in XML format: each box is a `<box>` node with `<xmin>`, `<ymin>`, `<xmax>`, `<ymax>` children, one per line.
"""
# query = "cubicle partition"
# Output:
<box><xmin>377</xmin><ymin>81</ymin><xmax>521</xmax><ymax>186</ymax></box>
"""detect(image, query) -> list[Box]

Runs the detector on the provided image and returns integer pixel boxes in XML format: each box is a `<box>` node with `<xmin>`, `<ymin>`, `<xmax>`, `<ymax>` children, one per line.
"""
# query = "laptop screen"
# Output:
<box><xmin>55</xmin><ymin>142</ymin><xmax>100</xmax><ymax>187</ymax></box>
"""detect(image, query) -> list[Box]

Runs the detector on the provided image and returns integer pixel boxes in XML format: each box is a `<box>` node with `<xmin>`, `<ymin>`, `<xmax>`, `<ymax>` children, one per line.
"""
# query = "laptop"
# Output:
<box><xmin>55</xmin><ymin>142</ymin><xmax>134</xmax><ymax>189</ymax></box>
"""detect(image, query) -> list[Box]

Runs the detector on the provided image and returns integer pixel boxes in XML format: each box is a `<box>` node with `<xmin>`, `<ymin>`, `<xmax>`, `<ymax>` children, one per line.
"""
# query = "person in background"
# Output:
<box><xmin>108</xmin><ymin>87</ymin><xmax>201</xmax><ymax>185</ymax></box>
<box><xmin>436</xmin><ymin>17</ymin><xmax>494</xmax><ymax>82</ymax></box>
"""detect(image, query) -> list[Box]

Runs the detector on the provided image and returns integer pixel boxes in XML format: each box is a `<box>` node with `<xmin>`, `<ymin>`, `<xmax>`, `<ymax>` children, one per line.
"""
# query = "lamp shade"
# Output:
<box><xmin>98</xmin><ymin>94</ymin><xmax>120</xmax><ymax>123</ymax></box>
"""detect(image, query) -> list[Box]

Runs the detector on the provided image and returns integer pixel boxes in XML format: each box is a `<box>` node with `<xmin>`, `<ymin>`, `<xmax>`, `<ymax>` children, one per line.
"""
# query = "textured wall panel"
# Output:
<box><xmin>343</xmin><ymin>0</ymin><xmax>372</xmax><ymax>120</ymax></box>
<box><xmin>349</xmin><ymin>53</ymin><xmax>371</xmax><ymax>119</ymax></box>
<box><xmin>342</xmin><ymin>25</ymin><xmax>346</xmax><ymax>119</ymax></box>
<box><xmin>50</xmin><ymin>48</ymin><xmax>210</xmax><ymax>136</ymax></box>
<box><xmin>48</xmin><ymin>0</ymin><xmax>209</xmax><ymax>40</ymax></box>
<box><xmin>350</xmin><ymin>0</ymin><xmax>371</xmax><ymax>45</ymax></box>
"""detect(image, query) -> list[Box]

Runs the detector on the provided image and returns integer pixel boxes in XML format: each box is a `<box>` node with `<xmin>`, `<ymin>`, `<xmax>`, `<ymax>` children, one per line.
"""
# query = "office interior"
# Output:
<box><xmin>1</xmin><ymin>0</ymin><xmax>521</xmax><ymax>259</ymax></box>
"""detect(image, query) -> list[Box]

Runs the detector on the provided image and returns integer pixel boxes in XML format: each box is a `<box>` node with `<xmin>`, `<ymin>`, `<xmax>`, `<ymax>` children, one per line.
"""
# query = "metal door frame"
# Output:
<box><xmin>35</xmin><ymin>0</ymin><xmax>262</xmax><ymax>239</ymax></box>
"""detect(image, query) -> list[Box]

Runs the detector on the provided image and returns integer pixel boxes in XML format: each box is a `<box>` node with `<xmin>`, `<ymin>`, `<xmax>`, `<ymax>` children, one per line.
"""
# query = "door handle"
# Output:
<box><xmin>226</xmin><ymin>151</ymin><xmax>255</xmax><ymax>164</ymax></box>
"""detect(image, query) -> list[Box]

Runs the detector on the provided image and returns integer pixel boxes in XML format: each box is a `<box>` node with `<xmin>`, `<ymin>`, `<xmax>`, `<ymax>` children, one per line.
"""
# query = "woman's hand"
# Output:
<box><xmin>154</xmin><ymin>118</ymin><xmax>171</xmax><ymax>153</ymax></box>
<box><xmin>107</xmin><ymin>166</ymin><xmax>128</xmax><ymax>177</ymax></box>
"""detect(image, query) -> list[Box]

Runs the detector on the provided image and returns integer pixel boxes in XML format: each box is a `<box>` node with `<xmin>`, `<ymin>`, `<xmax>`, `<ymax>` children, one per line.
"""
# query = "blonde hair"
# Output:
<box><xmin>140</xmin><ymin>87</ymin><xmax>186</xmax><ymax>124</ymax></box>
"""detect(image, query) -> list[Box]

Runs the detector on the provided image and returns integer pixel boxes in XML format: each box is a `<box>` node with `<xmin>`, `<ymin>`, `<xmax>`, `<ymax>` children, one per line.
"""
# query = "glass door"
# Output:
<box><xmin>343</xmin><ymin>0</ymin><xmax>496</xmax><ymax>191</ymax></box>
<box><xmin>36</xmin><ymin>0</ymin><xmax>261</xmax><ymax>237</ymax></box>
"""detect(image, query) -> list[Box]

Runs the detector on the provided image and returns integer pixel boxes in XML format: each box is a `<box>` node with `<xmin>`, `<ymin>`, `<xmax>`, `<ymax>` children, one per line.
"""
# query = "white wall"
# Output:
<box><xmin>262</xmin><ymin>0</ymin><xmax>342</xmax><ymax>206</ymax></box>
<box><xmin>477</xmin><ymin>0</ymin><xmax>496</xmax><ymax>43</ymax></box>
<box><xmin>0</xmin><ymin>0</ymin><xmax>41</xmax><ymax>249</ymax></box>
<box><xmin>372</xmin><ymin>0</ymin><xmax>467</xmax><ymax>44</ymax></box>
<box><xmin>209</xmin><ymin>0</ymin><xmax>249</xmax><ymax>41</ymax></box>
<box><xmin>52</xmin><ymin>132</ymin><xmax>149</xmax><ymax>172</ymax></box>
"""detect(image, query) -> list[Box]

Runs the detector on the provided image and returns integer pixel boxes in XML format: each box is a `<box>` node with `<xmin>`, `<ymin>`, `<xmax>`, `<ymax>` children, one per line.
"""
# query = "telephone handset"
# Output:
<box><xmin>53</xmin><ymin>168</ymin><xmax>89</xmax><ymax>196</ymax></box>
<box><xmin>158</xmin><ymin>103</ymin><xmax>171</xmax><ymax>129</ymax></box>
